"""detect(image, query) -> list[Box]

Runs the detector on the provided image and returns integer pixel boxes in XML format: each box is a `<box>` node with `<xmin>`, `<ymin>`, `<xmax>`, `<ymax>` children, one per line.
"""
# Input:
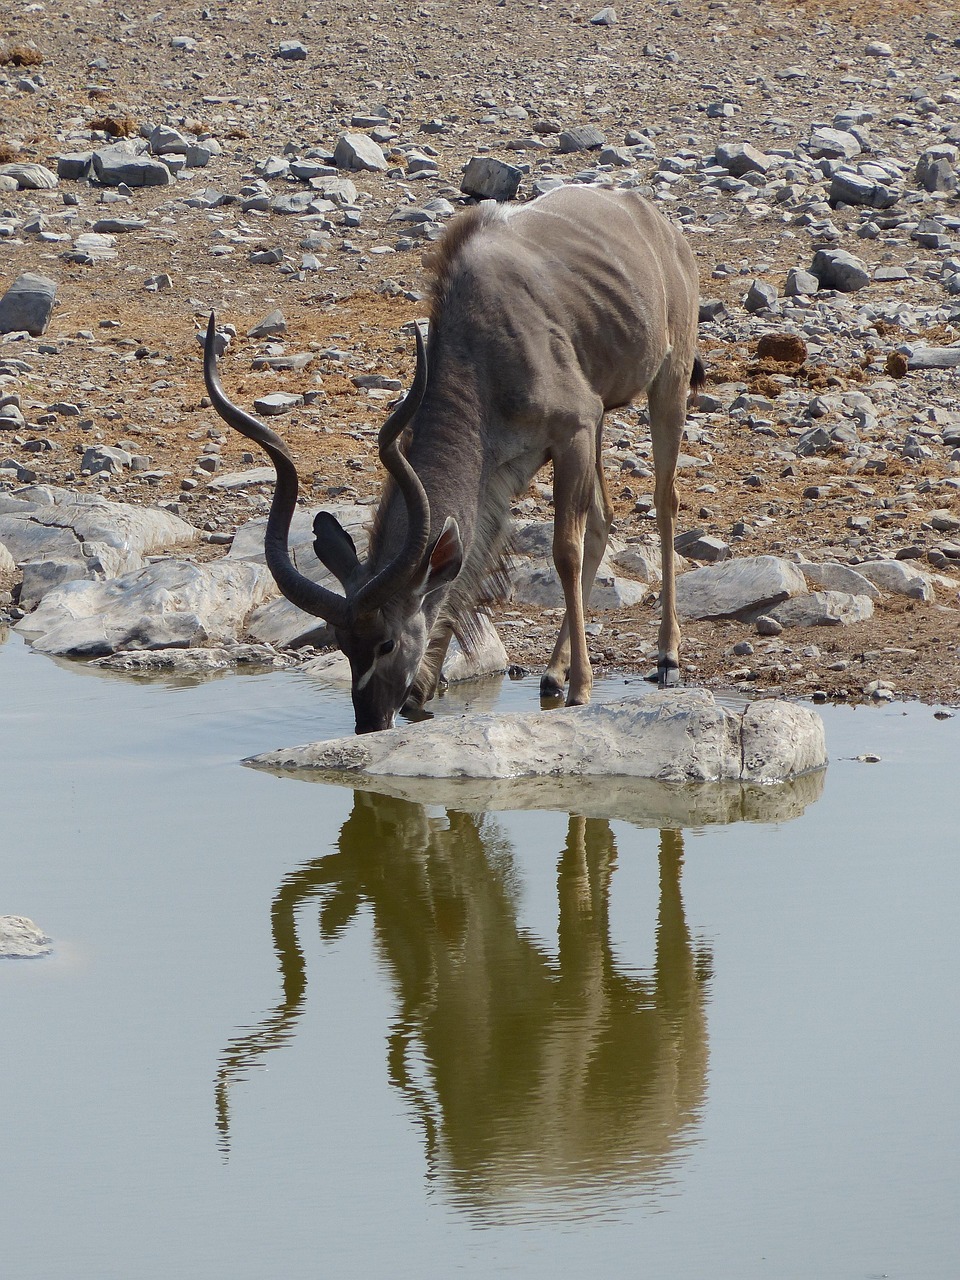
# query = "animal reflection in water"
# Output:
<box><xmin>216</xmin><ymin>792</ymin><xmax>712</xmax><ymax>1215</ymax></box>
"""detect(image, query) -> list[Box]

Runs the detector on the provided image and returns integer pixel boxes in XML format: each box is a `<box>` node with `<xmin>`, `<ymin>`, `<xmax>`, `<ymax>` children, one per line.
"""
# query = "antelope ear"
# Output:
<box><xmin>423</xmin><ymin>516</ymin><xmax>463</xmax><ymax>595</ymax></box>
<box><xmin>313</xmin><ymin>511</ymin><xmax>360</xmax><ymax>586</ymax></box>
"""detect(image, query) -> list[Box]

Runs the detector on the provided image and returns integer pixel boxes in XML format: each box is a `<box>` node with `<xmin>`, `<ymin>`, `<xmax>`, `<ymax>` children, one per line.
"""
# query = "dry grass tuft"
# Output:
<box><xmin>0</xmin><ymin>140</ymin><xmax>21</xmax><ymax>163</ymax></box>
<box><xmin>88</xmin><ymin>114</ymin><xmax>138</xmax><ymax>138</ymax></box>
<box><xmin>0</xmin><ymin>43</ymin><xmax>43</xmax><ymax>66</ymax></box>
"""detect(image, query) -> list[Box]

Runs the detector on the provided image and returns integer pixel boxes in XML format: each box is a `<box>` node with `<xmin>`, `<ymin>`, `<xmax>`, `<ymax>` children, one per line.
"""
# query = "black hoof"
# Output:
<box><xmin>540</xmin><ymin>673</ymin><xmax>565</xmax><ymax>699</ymax></box>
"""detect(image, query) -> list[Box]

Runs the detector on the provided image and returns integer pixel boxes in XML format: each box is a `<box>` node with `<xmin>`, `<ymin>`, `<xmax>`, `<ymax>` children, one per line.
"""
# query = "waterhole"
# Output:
<box><xmin>2</xmin><ymin>628</ymin><xmax>957</xmax><ymax>1279</ymax></box>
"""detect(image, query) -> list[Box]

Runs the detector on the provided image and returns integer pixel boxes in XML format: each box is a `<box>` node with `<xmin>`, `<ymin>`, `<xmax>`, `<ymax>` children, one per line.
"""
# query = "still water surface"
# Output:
<box><xmin>1</xmin><ymin>629</ymin><xmax>958</xmax><ymax>1279</ymax></box>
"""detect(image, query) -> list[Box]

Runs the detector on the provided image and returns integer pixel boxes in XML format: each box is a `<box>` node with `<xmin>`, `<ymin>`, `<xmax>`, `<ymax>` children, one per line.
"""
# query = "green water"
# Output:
<box><xmin>2</xmin><ymin>629</ymin><xmax>958</xmax><ymax>1278</ymax></box>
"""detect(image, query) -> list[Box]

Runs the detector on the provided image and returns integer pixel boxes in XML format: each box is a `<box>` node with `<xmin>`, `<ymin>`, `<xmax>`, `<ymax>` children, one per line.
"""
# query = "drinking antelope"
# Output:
<box><xmin>204</xmin><ymin>184</ymin><xmax>703</xmax><ymax>734</ymax></box>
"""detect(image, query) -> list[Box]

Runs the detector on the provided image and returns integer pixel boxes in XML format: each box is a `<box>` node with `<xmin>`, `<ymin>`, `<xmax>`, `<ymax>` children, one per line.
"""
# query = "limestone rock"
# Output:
<box><xmin>461</xmin><ymin>156</ymin><xmax>523</xmax><ymax>201</ymax></box>
<box><xmin>0</xmin><ymin>915</ymin><xmax>51</xmax><ymax>958</ymax></box>
<box><xmin>799</xmin><ymin>561</ymin><xmax>881</xmax><ymax>600</ymax></box>
<box><xmin>15</xmin><ymin>558</ymin><xmax>275</xmax><ymax>656</ymax></box>
<box><xmin>0</xmin><ymin>272</ymin><xmax>57</xmax><ymax>336</ymax></box>
<box><xmin>246</xmin><ymin>689</ymin><xmax>827</xmax><ymax>786</ymax></box>
<box><xmin>676</xmin><ymin>556</ymin><xmax>807</xmax><ymax>621</ymax></box>
<box><xmin>333</xmin><ymin>133</ymin><xmax>388</xmax><ymax>172</ymax></box>
<box><xmin>767</xmin><ymin>590</ymin><xmax>875</xmax><ymax>627</ymax></box>
<box><xmin>0</xmin><ymin>162</ymin><xmax>58</xmax><ymax>190</ymax></box>
<box><xmin>855</xmin><ymin>559</ymin><xmax>935</xmax><ymax>601</ymax></box>
<box><xmin>810</xmin><ymin>248</ymin><xmax>870</xmax><ymax>292</ymax></box>
<box><xmin>92</xmin><ymin>142</ymin><xmax>172</xmax><ymax>187</ymax></box>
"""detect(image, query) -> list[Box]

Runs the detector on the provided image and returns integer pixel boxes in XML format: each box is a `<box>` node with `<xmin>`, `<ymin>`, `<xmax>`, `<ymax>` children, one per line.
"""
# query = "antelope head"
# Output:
<box><xmin>203</xmin><ymin>314</ymin><xmax>463</xmax><ymax>733</ymax></box>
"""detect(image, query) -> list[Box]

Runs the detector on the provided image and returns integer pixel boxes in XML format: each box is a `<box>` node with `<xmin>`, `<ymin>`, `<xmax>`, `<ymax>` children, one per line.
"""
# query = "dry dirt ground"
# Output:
<box><xmin>2</xmin><ymin>0</ymin><xmax>960</xmax><ymax>705</ymax></box>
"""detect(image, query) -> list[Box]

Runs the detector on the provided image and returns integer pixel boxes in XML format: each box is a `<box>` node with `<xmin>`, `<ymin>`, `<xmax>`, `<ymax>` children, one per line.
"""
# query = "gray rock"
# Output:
<box><xmin>276</xmin><ymin>39</ymin><xmax>308</xmax><ymax>59</ymax></box>
<box><xmin>509</xmin><ymin>561</ymin><xmax>648</xmax><ymax>609</ymax></box>
<box><xmin>461</xmin><ymin>156</ymin><xmax>523</xmax><ymax>201</ymax></box>
<box><xmin>247</xmin><ymin>689</ymin><xmax>827</xmax><ymax>787</ymax></box>
<box><xmin>799</xmin><ymin>561</ymin><xmax>881</xmax><ymax>600</ymax></box>
<box><xmin>0</xmin><ymin>162</ymin><xmax>58</xmax><ymax>190</ymax></box>
<box><xmin>0</xmin><ymin>272</ymin><xmax>57</xmax><ymax>337</ymax></box>
<box><xmin>66</xmin><ymin>232</ymin><xmax>117</xmax><ymax>264</ymax></box>
<box><xmin>807</xmin><ymin>128</ymin><xmax>861</xmax><ymax>160</ymax></box>
<box><xmin>785</xmin><ymin>267</ymin><xmax>820</xmax><ymax>296</ymax></box>
<box><xmin>676</xmin><ymin>556</ymin><xmax>807</xmax><ymax>621</ymax></box>
<box><xmin>16</xmin><ymin>558</ymin><xmax>276</xmax><ymax>656</ymax></box>
<box><xmin>0</xmin><ymin>539</ymin><xmax>14</xmax><ymax>574</ymax></box>
<box><xmin>745</xmin><ymin>279</ymin><xmax>778</xmax><ymax>312</ymax></box>
<box><xmin>18</xmin><ymin>556</ymin><xmax>90</xmax><ymax>610</ymax></box>
<box><xmin>247</xmin><ymin>309</ymin><xmax>286</xmax><ymax>338</ymax></box>
<box><xmin>333</xmin><ymin>133</ymin><xmax>388</xmax><ymax>173</ymax></box>
<box><xmin>590</xmin><ymin>6</ymin><xmax>617</xmax><ymax>23</ymax></box>
<box><xmin>767</xmin><ymin>590</ymin><xmax>875</xmax><ymax>627</ymax></box>
<box><xmin>92</xmin><ymin>143</ymin><xmax>172</xmax><ymax>187</ymax></box>
<box><xmin>905</xmin><ymin>346</ymin><xmax>960</xmax><ymax>370</ymax></box>
<box><xmin>149</xmin><ymin>125</ymin><xmax>191</xmax><ymax>155</ymax></box>
<box><xmin>714</xmin><ymin>141</ymin><xmax>772</xmax><ymax>176</ymax></box>
<box><xmin>558</xmin><ymin>126</ymin><xmax>606</xmax><ymax>153</ymax></box>
<box><xmin>810</xmin><ymin>248</ymin><xmax>870</xmax><ymax>292</ymax></box>
<box><xmin>56</xmin><ymin>152</ymin><xmax>93</xmax><ymax>180</ymax></box>
<box><xmin>0</xmin><ymin>491</ymin><xmax>199</xmax><ymax>588</ymax></box>
<box><xmin>92</xmin><ymin>644</ymin><xmax>288</xmax><ymax>672</ymax></box>
<box><xmin>916</xmin><ymin>145</ymin><xmax>958</xmax><ymax>193</ymax></box>
<box><xmin>855</xmin><ymin>559</ymin><xmax>935</xmax><ymax>601</ymax></box>
<box><xmin>91</xmin><ymin>217</ymin><xmax>147</xmax><ymax>234</ymax></box>
<box><xmin>252</xmin><ymin>392</ymin><xmax>304</xmax><ymax>416</ymax></box>
<box><xmin>0</xmin><ymin>915</ymin><xmax>52</xmax><ymax>958</ymax></box>
<box><xmin>829</xmin><ymin>169</ymin><xmax>899</xmax><ymax>208</ymax></box>
<box><xmin>81</xmin><ymin>444</ymin><xmax>132</xmax><ymax>474</ymax></box>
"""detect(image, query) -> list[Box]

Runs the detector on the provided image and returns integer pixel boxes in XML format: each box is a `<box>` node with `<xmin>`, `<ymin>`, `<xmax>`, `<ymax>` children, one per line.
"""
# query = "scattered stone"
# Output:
<box><xmin>461</xmin><ymin>156</ymin><xmax>523</xmax><ymax>201</ymax></box>
<box><xmin>333</xmin><ymin>133</ymin><xmax>388</xmax><ymax>173</ymax></box>
<box><xmin>905</xmin><ymin>346</ymin><xmax>960</xmax><ymax>371</ymax></box>
<box><xmin>745</xmin><ymin>280</ymin><xmax>778</xmax><ymax>313</ymax></box>
<box><xmin>676</xmin><ymin>556</ymin><xmax>807</xmax><ymax>621</ymax></box>
<box><xmin>0</xmin><ymin>273</ymin><xmax>57</xmax><ymax>336</ymax></box>
<box><xmin>252</xmin><ymin>392</ymin><xmax>304</xmax><ymax>416</ymax></box>
<box><xmin>558</xmin><ymin>126</ymin><xmax>606</xmax><ymax>153</ymax></box>
<box><xmin>855</xmin><ymin>559</ymin><xmax>934</xmax><ymax>601</ymax></box>
<box><xmin>0</xmin><ymin>916</ymin><xmax>51</xmax><ymax>958</ymax></box>
<box><xmin>784</xmin><ymin>267</ymin><xmax>819</xmax><ymax>297</ymax></box>
<box><xmin>247</xmin><ymin>309</ymin><xmax>286</xmax><ymax>338</ymax></box>
<box><xmin>714</xmin><ymin>141</ymin><xmax>772</xmax><ymax>176</ymax></box>
<box><xmin>0</xmin><ymin>162</ymin><xmax>58</xmax><ymax>190</ymax></box>
<box><xmin>16</xmin><ymin>558</ymin><xmax>276</xmax><ymax>657</ymax></box>
<box><xmin>590</xmin><ymin>6</ymin><xmax>617</xmax><ymax>24</ymax></box>
<box><xmin>276</xmin><ymin>40</ymin><xmax>308</xmax><ymax>60</ymax></box>
<box><xmin>810</xmin><ymin>248</ymin><xmax>870</xmax><ymax>292</ymax></box>
<box><xmin>92</xmin><ymin>142</ymin><xmax>172</xmax><ymax>187</ymax></box>
<box><xmin>768</xmin><ymin>590</ymin><xmax>875</xmax><ymax>628</ymax></box>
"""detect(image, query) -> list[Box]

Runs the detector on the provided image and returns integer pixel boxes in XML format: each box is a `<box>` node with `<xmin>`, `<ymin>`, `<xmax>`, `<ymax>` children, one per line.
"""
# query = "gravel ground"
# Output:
<box><xmin>1</xmin><ymin>0</ymin><xmax>959</xmax><ymax>705</ymax></box>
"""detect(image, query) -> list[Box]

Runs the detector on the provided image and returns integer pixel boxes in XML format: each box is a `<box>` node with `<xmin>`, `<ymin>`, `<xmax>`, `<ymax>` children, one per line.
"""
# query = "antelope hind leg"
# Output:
<box><xmin>648</xmin><ymin>373</ymin><xmax>686</xmax><ymax>688</ymax></box>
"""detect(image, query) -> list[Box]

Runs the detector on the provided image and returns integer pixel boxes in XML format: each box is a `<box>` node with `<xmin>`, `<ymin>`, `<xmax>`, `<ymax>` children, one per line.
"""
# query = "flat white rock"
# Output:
<box><xmin>249</xmin><ymin>688</ymin><xmax>826</xmax><ymax>785</ymax></box>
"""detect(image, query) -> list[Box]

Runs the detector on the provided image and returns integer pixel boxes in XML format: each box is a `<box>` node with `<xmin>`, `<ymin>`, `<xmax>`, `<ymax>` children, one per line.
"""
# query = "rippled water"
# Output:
<box><xmin>2</xmin><ymin>628</ymin><xmax>958</xmax><ymax>1279</ymax></box>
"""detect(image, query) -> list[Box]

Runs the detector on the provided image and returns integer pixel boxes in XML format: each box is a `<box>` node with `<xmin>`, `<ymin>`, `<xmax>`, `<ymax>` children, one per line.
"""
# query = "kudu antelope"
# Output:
<box><xmin>204</xmin><ymin>184</ymin><xmax>704</xmax><ymax>733</ymax></box>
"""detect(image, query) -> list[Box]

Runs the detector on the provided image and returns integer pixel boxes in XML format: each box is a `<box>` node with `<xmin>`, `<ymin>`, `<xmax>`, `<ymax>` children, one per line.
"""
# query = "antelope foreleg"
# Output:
<box><xmin>542</xmin><ymin>427</ymin><xmax>601</xmax><ymax>707</ymax></box>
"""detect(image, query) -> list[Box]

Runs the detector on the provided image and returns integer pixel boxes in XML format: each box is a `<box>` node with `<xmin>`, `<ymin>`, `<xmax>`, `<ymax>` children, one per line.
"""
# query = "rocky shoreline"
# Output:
<box><xmin>1</xmin><ymin>0</ymin><xmax>959</xmax><ymax>707</ymax></box>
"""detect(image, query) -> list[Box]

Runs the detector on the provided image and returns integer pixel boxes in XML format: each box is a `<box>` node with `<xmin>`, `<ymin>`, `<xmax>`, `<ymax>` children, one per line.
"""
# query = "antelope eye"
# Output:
<box><xmin>376</xmin><ymin>639</ymin><xmax>396</xmax><ymax>658</ymax></box>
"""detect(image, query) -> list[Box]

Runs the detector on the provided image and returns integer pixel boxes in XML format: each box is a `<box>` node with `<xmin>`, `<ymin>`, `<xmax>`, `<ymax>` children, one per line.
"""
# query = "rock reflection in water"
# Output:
<box><xmin>215</xmin><ymin>798</ymin><xmax>722</xmax><ymax>1219</ymax></box>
